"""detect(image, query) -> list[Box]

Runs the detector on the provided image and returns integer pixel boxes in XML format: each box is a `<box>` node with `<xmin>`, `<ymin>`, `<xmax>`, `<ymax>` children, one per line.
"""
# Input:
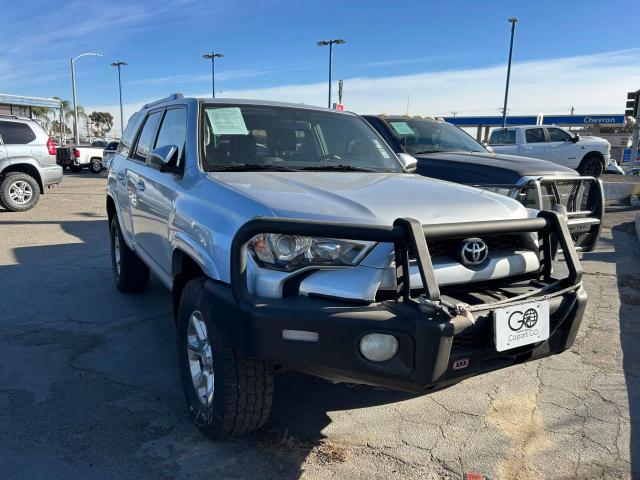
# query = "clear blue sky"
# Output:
<box><xmin>1</xmin><ymin>0</ymin><xmax>638</xmax><ymax>123</ymax></box>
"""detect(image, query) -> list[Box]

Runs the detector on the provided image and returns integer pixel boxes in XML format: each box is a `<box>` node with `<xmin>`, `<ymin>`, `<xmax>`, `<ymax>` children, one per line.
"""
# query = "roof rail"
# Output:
<box><xmin>0</xmin><ymin>114</ymin><xmax>22</xmax><ymax>119</ymax></box>
<box><xmin>143</xmin><ymin>93</ymin><xmax>184</xmax><ymax>109</ymax></box>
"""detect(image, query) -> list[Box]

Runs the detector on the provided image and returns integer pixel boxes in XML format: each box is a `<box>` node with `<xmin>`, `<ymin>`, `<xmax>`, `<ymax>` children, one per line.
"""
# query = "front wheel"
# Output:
<box><xmin>90</xmin><ymin>159</ymin><xmax>102</xmax><ymax>174</ymax></box>
<box><xmin>177</xmin><ymin>278</ymin><xmax>274</xmax><ymax>440</ymax></box>
<box><xmin>0</xmin><ymin>172</ymin><xmax>41</xmax><ymax>212</ymax></box>
<box><xmin>577</xmin><ymin>154</ymin><xmax>604</xmax><ymax>177</ymax></box>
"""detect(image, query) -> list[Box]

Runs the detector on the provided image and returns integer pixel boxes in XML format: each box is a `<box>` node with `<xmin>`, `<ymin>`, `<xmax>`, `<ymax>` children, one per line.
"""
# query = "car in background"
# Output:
<box><xmin>102</xmin><ymin>141</ymin><xmax>119</xmax><ymax>170</ymax></box>
<box><xmin>627</xmin><ymin>168</ymin><xmax>640</xmax><ymax>176</ymax></box>
<box><xmin>0</xmin><ymin>115</ymin><xmax>63</xmax><ymax>211</ymax></box>
<box><xmin>364</xmin><ymin>114</ymin><xmax>603</xmax><ymax>252</ymax></box>
<box><xmin>91</xmin><ymin>140</ymin><xmax>108</xmax><ymax>148</ymax></box>
<box><xmin>487</xmin><ymin>125</ymin><xmax>610</xmax><ymax>177</ymax></box>
<box><xmin>604</xmin><ymin>159</ymin><xmax>625</xmax><ymax>175</ymax></box>
<box><xmin>56</xmin><ymin>143</ymin><xmax>104</xmax><ymax>174</ymax></box>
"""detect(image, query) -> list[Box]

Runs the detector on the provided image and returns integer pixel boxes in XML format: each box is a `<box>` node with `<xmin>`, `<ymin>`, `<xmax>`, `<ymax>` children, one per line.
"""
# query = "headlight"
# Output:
<box><xmin>249</xmin><ymin>234</ymin><xmax>374</xmax><ymax>271</ymax></box>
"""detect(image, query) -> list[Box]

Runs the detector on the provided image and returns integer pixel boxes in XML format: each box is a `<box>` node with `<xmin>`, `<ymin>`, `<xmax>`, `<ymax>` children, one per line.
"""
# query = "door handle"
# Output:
<box><xmin>136</xmin><ymin>180</ymin><xmax>146</xmax><ymax>192</ymax></box>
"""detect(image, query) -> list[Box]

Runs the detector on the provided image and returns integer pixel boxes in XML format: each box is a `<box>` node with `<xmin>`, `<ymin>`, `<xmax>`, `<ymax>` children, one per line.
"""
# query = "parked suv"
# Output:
<box><xmin>0</xmin><ymin>115</ymin><xmax>63</xmax><ymax>211</ymax></box>
<box><xmin>107</xmin><ymin>95</ymin><xmax>586</xmax><ymax>440</ymax></box>
<box><xmin>364</xmin><ymin>115</ymin><xmax>604</xmax><ymax>252</ymax></box>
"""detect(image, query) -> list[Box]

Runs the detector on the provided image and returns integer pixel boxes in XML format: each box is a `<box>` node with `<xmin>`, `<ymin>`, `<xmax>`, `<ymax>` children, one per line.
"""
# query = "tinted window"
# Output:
<box><xmin>91</xmin><ymin>140</ymin><xmax>108</xmax><ymax>147</ymax></box>
<box><xmin>135</xmin><ymin>111</ymin><xmax>162</xmax><ymax>160</ymax></box>
<box><xmin>0</xmin><ymin>121</ymin><xmax>37</xmax><ymax>144</ymax></box>
<box><xmin>385</xmin><ymin>119</ymin><xmax>484</xmax><ymax>154</ymax></box>
<box><xmin>105</xmin><ymin>141</ymin><xmax>119</xmax><ymax>151</ymax></box>
<box><xmin>489</xmin><ymin>129</ymin><xmax>516</xmax><ymax>145</ymax></box>
<box><xmin>525</xmin><ymin>128</ymin><xmax>545</xmax><ymax>143</ymax></box>
<box><xmin>118</xmin><ymin>112</ymin><xmax>144</xmax><ymax>157</ymax></box>
<box><xmin>154</xmin><ymin>108</ymin><xmax>187</xmax><ymax>165</ymax></box>
<box><xmin>547</xmin><ymin>127</ymin><xmax>572</xmax><ymax>142</ymax></box>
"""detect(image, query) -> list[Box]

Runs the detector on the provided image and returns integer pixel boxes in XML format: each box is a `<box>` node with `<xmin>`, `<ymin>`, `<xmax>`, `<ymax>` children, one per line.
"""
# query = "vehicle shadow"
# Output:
<box><xmin>0</xmin><ymin>218</ymin><xmax>417</xmax><ymax>480</ymax></box>
<box><xmin>609</xmin><ymin>221</ymin><xmax>640</xmax><ymax>476</ymax></box>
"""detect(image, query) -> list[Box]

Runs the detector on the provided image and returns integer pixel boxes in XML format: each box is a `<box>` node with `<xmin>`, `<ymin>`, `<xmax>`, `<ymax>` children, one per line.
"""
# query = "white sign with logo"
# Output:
<box><xmin>493</xmin><ymin>300</ymin><xmax>550</xmax><ymax>352</ymax></box>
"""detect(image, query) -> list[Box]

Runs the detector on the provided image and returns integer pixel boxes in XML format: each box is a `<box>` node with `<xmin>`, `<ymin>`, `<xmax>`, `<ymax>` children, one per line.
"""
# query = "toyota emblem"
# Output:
<box><xmin>459</xmin><ymin>238</ymin><xmax>488</xmax><ymax>266</ymax></box>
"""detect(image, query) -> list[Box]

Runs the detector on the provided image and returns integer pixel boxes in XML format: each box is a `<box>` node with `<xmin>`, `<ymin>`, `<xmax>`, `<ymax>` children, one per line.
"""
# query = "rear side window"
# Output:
<box><xmin>117</xmin><ymin>112</ymin><xmax>144</xmax><ymax>157</ymax></box>
<box><xmin>134</xmin><ymin>111</ymin><xmax>163</xmax><ymax>160</ymax></box>
<box><xmin>489</xmin><ymin>129</ymin><xmax>516</xmax><ymax>145</ymax></box>
<box><xmin>0</xmin><ymin>121</ymin><xmax>37</xmax><ymax>144</ymax></box>
<box><xmin>525</xmin><ymin>128</ymin><xmax>546</xmax><ymax>143</ymax></box>
<box><xmin>154</xmin><ymin>108</ymin><xmax>187</xmax><ymax>166</ymax></box>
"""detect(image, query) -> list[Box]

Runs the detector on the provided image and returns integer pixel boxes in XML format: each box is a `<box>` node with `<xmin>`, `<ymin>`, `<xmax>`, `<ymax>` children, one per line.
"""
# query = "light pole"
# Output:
<box><xmin>501</xmin><ymin>18</ymin><xmax>517</xmax><ymax>129</ymax></box>
<box><xmin>316</xmin><ymin>39</ymin><xmax>346</xmax><ymax>108</ymax></box>
<box><xmin>111</xmin><ymin>60</ymin><xmax>128</xmax><ymax>138</ymax></box>
<box><xmin>70</xmin><ymin>52</ymin><xmax>102</xmax><ymax>144</ymax></box>
<box><xmin>202</xmin><ymin>52</ymin><xmax>224</xmax><ymax>98</ymax></box>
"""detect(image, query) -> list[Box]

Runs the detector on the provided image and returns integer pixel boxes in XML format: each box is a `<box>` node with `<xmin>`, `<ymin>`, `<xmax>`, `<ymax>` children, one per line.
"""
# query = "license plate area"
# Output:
<box><xmin>493</xmin><ymin>300</ymin><xmax>550</xmax><ymax>352</ymax></box>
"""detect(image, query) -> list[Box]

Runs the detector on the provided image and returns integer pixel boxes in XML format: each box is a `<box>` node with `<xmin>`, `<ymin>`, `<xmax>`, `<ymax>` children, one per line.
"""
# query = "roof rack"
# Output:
<box><xmin>0</xmin><ymin>114</ymin><xmax>23</xmax><ymax>120</ymax></box>
<box><xmin>143</xmin><ymin>93</ymin><xmax>184</xmax><ymax>109</ymax></box>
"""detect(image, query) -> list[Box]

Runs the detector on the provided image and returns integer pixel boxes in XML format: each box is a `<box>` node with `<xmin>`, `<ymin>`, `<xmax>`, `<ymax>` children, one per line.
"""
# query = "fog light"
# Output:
<box><xmin>359</xmin><ymin>333</ymin><xmax>399</xmax><ymax>362</ymax></box>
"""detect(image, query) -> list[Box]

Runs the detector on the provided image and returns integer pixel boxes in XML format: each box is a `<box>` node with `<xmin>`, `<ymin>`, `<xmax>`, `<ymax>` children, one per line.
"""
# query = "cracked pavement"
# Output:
<box><xmin>0</xmin><ymin>174</ymin><xmax>638</xmax><ymax>479</ymax></box>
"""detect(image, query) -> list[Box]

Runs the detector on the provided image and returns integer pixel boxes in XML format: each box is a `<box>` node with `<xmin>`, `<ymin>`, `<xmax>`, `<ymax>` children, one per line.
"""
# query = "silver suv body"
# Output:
<box><xmin>0</xmin><ymin>115</ymin><xmax>63</xmax><ymax>211</ymax></box>
<box><xmin>107</xmin><ymin>95</ymin><xmax>586</xmax><ymax>440</ymax></box>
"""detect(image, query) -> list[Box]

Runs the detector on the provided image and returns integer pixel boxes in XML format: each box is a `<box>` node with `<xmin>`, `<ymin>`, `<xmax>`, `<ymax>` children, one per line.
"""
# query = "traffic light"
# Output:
<box><xmin>626</xmin><ymin>90</ymin><xmax>639</xmax><ymax>118</ymax></box>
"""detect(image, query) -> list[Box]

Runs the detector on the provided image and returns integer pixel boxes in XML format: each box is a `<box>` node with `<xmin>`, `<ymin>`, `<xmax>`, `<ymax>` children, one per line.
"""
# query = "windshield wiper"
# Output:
<box><xmin>208</xmin><ymin>163</ymin><xmax>298</xmax><ymax>172</ymax></box>
<box><xmin>299</xmin><ymin>164</ymin><xmax>377</xmax><ymax>172</ymax></box>
<box><xmin>411</xmin><ymin>149</ymin><xmax>450</xmax><ymax>154</ymax></box>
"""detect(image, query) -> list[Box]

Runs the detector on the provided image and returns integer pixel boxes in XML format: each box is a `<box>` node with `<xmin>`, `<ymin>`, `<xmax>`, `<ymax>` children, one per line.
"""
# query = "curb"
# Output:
<box><xmin>604</xmin><ymin>182</ymin><xmax>640</xmax><ymax>202</ymax></box>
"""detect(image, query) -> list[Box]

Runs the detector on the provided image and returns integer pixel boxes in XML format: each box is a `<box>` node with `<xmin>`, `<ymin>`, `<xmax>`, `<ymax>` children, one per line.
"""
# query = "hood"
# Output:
<box><xmin>578</xmin><ymin>135</ymin><xmax>609</xmax><ymax>145</ymax></box>
<box><xmin>209</xmin><ymin>172</ymin><xmax>528</xmax><ymax>225</ymax></box>
<box><xmin>412</xmin><ymin>151</ymin><xmax>577</xmax><ymax>184</ymax></box>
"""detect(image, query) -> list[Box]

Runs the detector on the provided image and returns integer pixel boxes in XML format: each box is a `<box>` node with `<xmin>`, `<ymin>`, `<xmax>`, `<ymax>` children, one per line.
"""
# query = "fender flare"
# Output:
<box><xmin>171</xmin><ymin>231</ymin><xmax>221</xmax><ymax>282</ymax></box>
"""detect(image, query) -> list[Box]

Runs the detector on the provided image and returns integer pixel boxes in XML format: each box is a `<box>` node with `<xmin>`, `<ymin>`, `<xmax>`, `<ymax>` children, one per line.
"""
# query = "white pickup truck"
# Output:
<box><xmin>55</xmin><ymin>140</ymin><xmax>105</xmax><ymax>174</ymax></box>
<box><xmin>488</xmin><ymin>125</ymin><xmax>610</xmax><ymax>177</ymax></box>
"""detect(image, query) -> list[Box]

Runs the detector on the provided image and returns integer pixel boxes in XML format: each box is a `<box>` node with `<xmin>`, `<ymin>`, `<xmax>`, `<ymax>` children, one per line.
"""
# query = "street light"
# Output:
<box><xmin>111</xmin><ymin>60</ymin><xmax>128</xmax><ymax>138</ymax></box>
<box><xmin>501</xmin><ymin>18</ymin><xmax>517</xmax><ymax>129</ymax></box>
<box><xmin>316</xmin><ymin>39</ymin><xmax>346</xmax><ymax>108</ymax></box>
<box><xmin>70</xmin><ymin>52</ymin><xmax>102</xmax><ymax>144</ymax></box>
<box><xmin>202</xmin><ymin>52</ymin><xmax>224</xmax><ymax>98</ymax></box>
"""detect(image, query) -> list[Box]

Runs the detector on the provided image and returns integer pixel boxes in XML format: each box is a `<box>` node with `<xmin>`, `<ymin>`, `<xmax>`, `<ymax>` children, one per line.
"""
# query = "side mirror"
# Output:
<box><xmin>571</xmin><ymin>134</ymin><xmax>580</xmax><ymax>143</ymax></box>
<box><xmin>397</xmin><ymin>153</ymin><xmax>418</xmax><ymax>173</ymax></box>
<box><xmin>149</xmin><ymin>145</ymin><xmax>182</xmax><ymax>174</ymax></box>
<box><xmin>485</xmin><ymin>145</ymin><xmax>494</xmax><ymax>153</ymax></box>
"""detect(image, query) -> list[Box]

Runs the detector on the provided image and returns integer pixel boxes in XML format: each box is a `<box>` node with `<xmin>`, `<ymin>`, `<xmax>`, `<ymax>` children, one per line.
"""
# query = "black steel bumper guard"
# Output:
<box><xmin>200</xmin><ymin>211</ymin><xmax>586</xmax><ymax>393</ymax></box>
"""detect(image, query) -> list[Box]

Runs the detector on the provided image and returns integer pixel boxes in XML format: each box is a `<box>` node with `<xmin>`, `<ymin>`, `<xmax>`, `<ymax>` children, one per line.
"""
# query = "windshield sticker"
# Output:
<box><xmin>389</xmin><ymin>121</ymin><xmax>414</xmax><ymax>135</ymax></box>
<box><xmin>372</xmin><ymin>138</ymin><xmax>391</xmax><ymax>158</ymax></box>
<box><xmin>207</xmin><ymin>107</ymin><xmax>249</xmax><ymax>135</ymax></box>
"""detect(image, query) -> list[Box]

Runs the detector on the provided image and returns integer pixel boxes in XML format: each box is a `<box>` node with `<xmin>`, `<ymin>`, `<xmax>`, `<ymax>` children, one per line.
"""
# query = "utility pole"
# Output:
<box><xmin>570</xmin><ymin>106</ymin><xmax>575</xmax><ymax>115</ymax></box>
<box><xmin>202</xmin><ymin>52</ymin><xmax>224</xmax><ymax>98</ymax></box>
<box><xmin>501</xmin><ymin>18</ymin><xmax>518</xmax><ymax>129</ymax></box>
<box><xmin>111</xmin><ymin>60</ymin><xmax>127</xmax><ymax>137</ymax></box>
<box><xmin>317</xmin><ymin>39</ymin><xmax>346</xmax><ymax>108</ymax></box>
<box><xmin>70</xmin><ymin>52</ymin><xmax>102</xmax><ymax>144</ymax></box>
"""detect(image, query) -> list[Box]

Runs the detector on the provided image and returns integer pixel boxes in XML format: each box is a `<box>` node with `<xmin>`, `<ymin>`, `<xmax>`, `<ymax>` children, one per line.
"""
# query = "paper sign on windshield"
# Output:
<box><xmin>207</xmin><ymin>107</ymin><xmax>249</xmax><ymax>135</ymax></box>
<box><xmin>389</xmin><ymin>122</ymin><xmax>414</xmax><ymax>135</ymax></box>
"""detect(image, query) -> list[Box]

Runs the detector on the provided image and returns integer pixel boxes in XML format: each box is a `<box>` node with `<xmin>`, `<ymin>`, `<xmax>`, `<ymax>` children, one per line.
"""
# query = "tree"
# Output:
<box><xmin>49</xmin><ymin>120</ymin><xmax>72</xmax><ymax>136</ymax></box>
<box><xmin>88</xmin><ymin>111</ymin><xmax>114</xmax><ymax>138</ymax></box>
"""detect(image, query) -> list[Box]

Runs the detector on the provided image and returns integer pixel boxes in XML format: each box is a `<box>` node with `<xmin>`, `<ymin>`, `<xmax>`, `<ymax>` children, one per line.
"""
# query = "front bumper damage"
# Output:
<box><xmin>206</xmin><ymin>211</ymin><xmax>586</xmax><ymax>393</ymax></box>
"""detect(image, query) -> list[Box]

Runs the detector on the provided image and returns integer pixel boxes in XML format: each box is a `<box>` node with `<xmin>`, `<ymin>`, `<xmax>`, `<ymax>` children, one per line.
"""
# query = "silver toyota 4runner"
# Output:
<box><xmin>0</xmin><ymin>115</ymin><xmax>63</xmax><ymax>211</ymax></box>
<box><xmin>106</xmin><ymin>94</ymin><xmax>587</xmax><ymax>440</ymax></box>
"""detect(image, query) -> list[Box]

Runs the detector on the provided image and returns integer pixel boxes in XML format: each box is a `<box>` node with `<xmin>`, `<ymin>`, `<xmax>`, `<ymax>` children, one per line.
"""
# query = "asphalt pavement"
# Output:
<box><xmin>0</xmin><ymin>174</ymin><xmax>639</xmax><ymax>479</ymax></box>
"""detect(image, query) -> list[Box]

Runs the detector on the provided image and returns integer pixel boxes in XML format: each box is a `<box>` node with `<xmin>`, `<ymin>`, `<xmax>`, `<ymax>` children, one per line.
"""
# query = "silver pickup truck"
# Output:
<box><xmin>106</xmin><ymin>94</ymin><xmax>587</xmax><ymax>440</ymax></box>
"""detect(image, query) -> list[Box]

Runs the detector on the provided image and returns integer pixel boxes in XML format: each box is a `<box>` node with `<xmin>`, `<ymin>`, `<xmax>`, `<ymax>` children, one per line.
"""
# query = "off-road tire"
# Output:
<box><xmin>577</xmin><ymin>154</ymin><xmax>604</xmax><ymax>177</ymax></box>
<box><xmin>110</xmin><ymin>216</ymin><xmax>149</xmax><ymax>293</ymax></box>
<box><xmin>177</xmin><ymin>278</ymin><xmax>274</xmax><ymax>440</ymax></box>
<box><xmin>90</xmin><ymin>159</ymin><xmax>102</xmax><ymax>174</ymax></box>
<box><xmin>0</xmin><ymin>172</ymin><xmax>41</xmax><ymax>212</ymax></box>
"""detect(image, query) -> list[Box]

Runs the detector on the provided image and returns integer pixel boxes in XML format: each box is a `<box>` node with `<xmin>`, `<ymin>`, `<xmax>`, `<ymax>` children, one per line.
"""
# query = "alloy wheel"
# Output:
<box><xmin>187</xmin><ymin>310</ymin><xmax>215</xmax><ymax>407</ymax></box>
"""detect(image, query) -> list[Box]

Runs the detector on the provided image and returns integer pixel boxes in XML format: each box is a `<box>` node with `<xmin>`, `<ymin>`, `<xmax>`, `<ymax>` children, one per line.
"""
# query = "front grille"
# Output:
<box><xmin>416</xmin><ymin>234</ymin><xmax>524</xmax><ymax>260</ymax></box>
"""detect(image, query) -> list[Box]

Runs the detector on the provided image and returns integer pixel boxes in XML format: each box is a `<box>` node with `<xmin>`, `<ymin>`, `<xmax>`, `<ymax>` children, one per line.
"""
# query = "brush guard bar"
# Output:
<box><xmin>230</xmin><ymin>210</ymin><xmax>582</xmax><ymax>308</ymax></box>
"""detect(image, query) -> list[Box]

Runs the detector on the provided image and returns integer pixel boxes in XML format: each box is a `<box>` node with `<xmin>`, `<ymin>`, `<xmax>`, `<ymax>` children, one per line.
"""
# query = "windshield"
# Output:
<box><xmin>202</xmin><ymin>105</ymin><xmax>402</xmax><ymax>173</ymax></box>
<box><xmin>385</xmin><ymin>119</ymin><xmax>485</xmax><ymax>154</ymax></box>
